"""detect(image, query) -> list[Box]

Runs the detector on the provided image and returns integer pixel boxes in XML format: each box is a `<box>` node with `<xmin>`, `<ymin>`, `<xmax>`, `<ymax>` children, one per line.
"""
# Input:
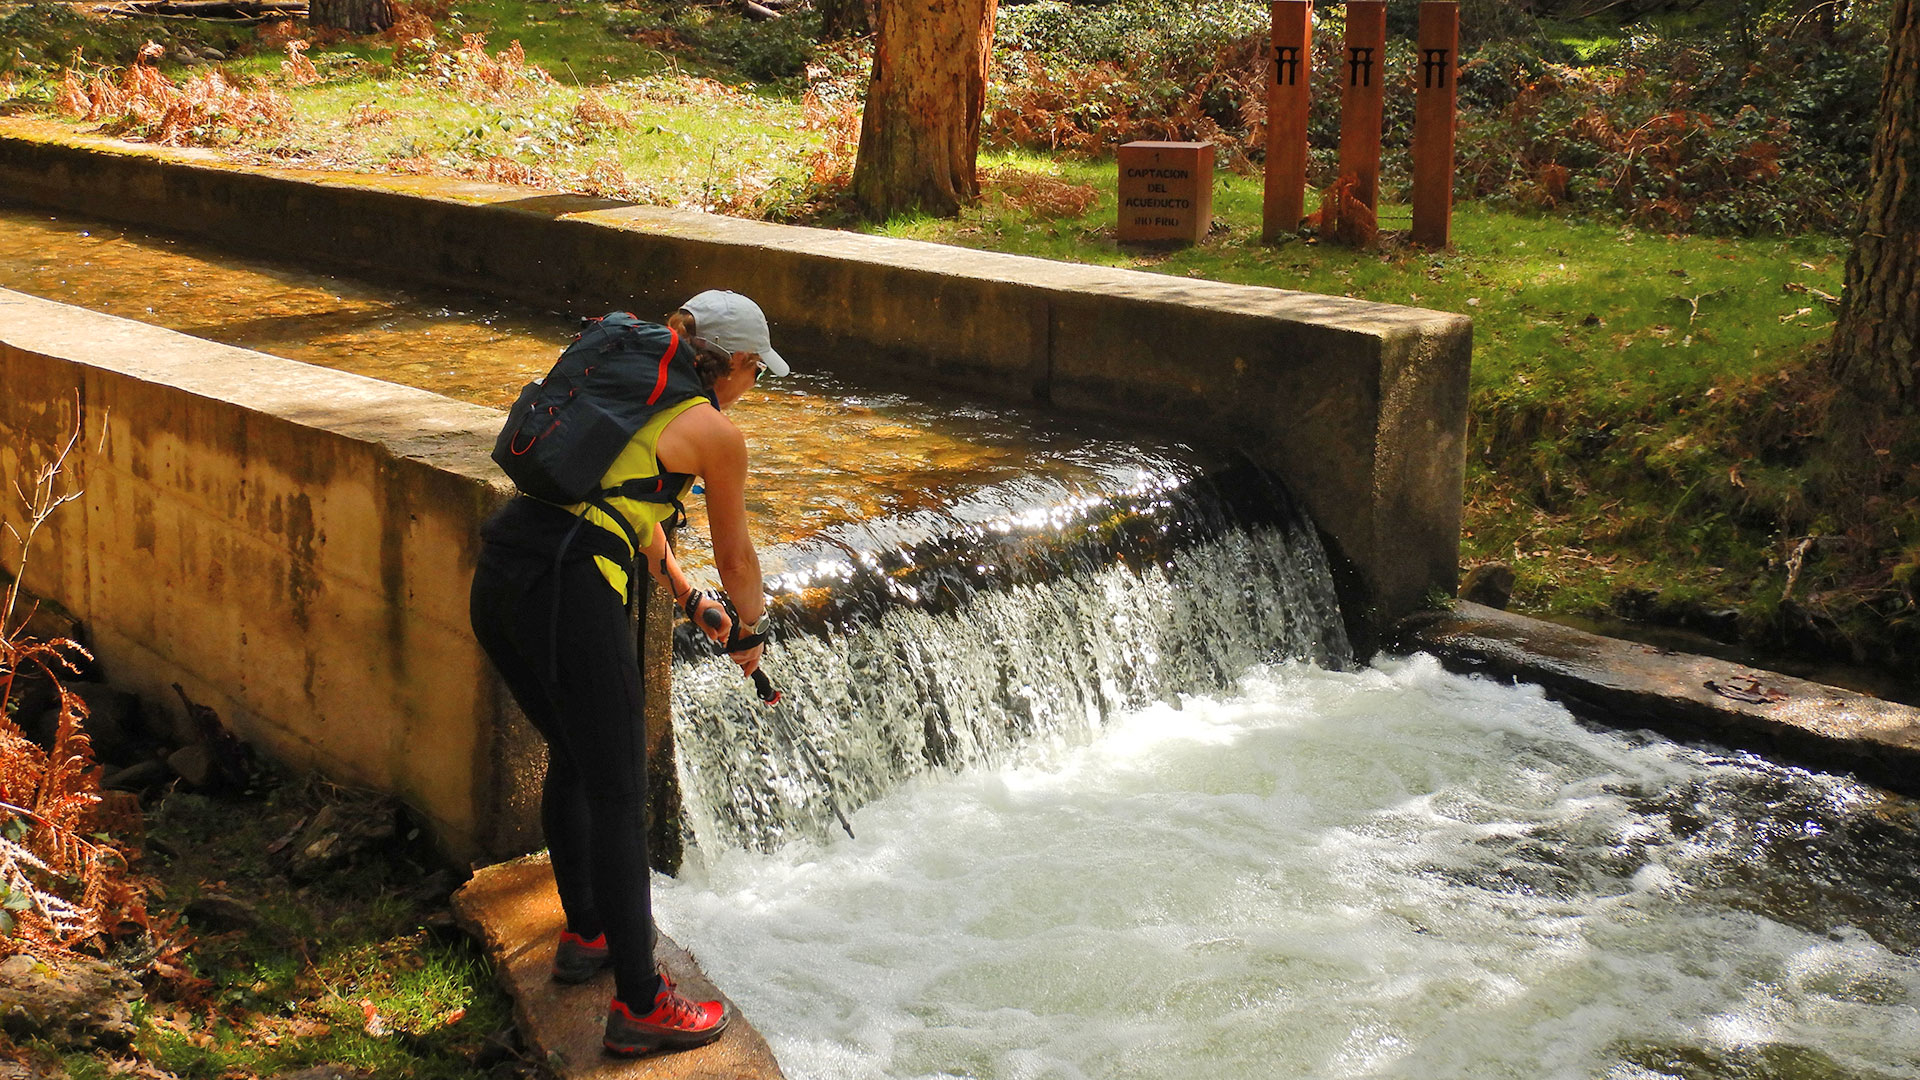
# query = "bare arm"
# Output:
<box><xmin>697</xmin><ymin>420</ymin><xmax>766</xmax><ymax>622</ymax></box>
<box><xmin>639</xmin><ymin>521</ymin><xmax>730</xmax><ymax>643</ymax></box>
<box><xmin>656</xmin><ymin>404</ymin><xmax>766</xmax><ymax>673</ymax></box>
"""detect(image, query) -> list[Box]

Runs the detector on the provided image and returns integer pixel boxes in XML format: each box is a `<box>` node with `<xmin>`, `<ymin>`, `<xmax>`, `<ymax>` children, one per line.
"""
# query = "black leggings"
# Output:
<box><xmin>469</xmin><ymin>541</ymin><xmax>662</xmax><ymax>1007</ymax></box>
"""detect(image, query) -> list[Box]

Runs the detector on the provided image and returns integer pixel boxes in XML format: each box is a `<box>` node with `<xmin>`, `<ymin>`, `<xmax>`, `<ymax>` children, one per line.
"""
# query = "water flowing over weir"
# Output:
<box><xmin>670</xmin><ymin>463</ymin><xmax>1353</xmax><ymax>851</ymax></box>
<box><xmin>9</xmin><ymin>202</ymin><xmax>1920</xmax><ymax>1078</ymax></box>
<box><xmin>657</xmin><ymin>660</ymin><xmax>1920</xmax><ymax>1080</ymax></box>
<box><xmin>661</xmin><ymin>486</ymin><xmax>1920</xmax><ymax>1080</ymax></box>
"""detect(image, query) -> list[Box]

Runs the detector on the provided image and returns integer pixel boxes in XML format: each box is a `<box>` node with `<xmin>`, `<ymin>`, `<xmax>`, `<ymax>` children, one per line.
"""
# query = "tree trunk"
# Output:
<box><xmin>850</xmin><ymin>0</ymin><xmax>998</xmax><ymax>220</ymax></box>
<box><xmin>1828</xmin><ymin>0</ymin><xmax>1919</xmax><ymax>410</ymax></box>
<box><xmin>309</xmin><ymin>0</ymin><xmax>391</xmax><ymax>33</ymax></box>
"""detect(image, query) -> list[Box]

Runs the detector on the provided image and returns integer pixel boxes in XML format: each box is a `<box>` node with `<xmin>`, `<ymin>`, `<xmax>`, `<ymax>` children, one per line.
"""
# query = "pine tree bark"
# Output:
<box><xmin>850</xmin><ymin>0</ymin><xmax>998</xmax><ymax>220</ymax></box>
<box><xmin>1829</xmin><ymin>0</ymin><xmax>1919</xmax><ymax>410</ymax></box>
<box><xmin>309</xmin><ymin>0</ymin><xmax>392</xmax><ymax>33</ymax></box>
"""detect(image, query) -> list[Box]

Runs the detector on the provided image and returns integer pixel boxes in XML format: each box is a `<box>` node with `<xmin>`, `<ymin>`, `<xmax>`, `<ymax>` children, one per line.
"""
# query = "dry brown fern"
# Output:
<box><xmin>0</xmin><ymin>400</ymin><xmax>161</xmax><ymax>964</ymax></box>
<box><xmin>980</xmin><ymin>167</ymin><xmax>1099</xmax><ymax>220</ymax></box>
<box><xmin>54</xmin><ymin>43</ymin><xmax>291</xmax><ymax>147</ymax></box>
<box><xmin>1307</xmin><ymin>173</ymin><xmax>1379</xmax><ymax>248</ymax></box>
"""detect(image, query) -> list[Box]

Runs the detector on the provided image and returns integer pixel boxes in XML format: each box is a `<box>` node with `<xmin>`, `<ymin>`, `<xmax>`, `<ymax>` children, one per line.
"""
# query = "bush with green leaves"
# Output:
<box><xmin>609</xmin><ymin>4</ymin><xmax>818</xmax><ymax>85</ymax></box>
<box><xmin>997</xmin><ymin>0</ymin><xmax>1269</xmax><ymax>68</ymax></box>
<box><xmin>987</xmin><ymin>0</ymin><xmax>1886</xmax><ymax>235</ymax></box>
<box><xmin>1453</xmin><ymin>16</ymin><xmax>1888</xmax><ymax>234</ymax></box>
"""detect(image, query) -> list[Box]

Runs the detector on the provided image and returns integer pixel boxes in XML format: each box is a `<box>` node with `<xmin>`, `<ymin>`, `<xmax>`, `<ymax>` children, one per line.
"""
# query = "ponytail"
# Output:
<box><xmin>671</xmin><ymin>308</ymin><xmax>740</xmax><ymax>393</ymax></box>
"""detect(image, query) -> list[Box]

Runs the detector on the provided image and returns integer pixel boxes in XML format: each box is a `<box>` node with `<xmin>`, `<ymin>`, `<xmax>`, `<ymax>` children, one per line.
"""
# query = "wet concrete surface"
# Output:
<box><xmin>452</xmin><ymin>855</ymin><xmax>785</xmax><ymax>1080</ymax></box>
<box><xmin>1401</xmin><ymin>602</ymin><xmax>1920</xmax><ymax>797</ymax></box>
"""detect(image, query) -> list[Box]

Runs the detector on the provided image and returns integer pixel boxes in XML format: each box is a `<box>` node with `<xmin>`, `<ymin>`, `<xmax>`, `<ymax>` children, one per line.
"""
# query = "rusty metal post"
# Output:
<box><xmin>1410</xmin><ymin>1</ymin><xmax>1459</xmax><ymax>248</ymax></box>
<box><xmin>1336</xmin><ymin>0</ymin><xmax>1387</xmax><ymax>211</ymax></box>
<box><xmin>1262</xmin><ymin>0</ymin><xmax>1313</xmax><ymax>242</ymax></box>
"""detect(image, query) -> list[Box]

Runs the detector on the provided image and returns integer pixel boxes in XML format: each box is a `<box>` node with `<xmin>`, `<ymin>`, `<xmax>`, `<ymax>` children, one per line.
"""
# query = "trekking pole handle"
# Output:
<box><xmin>699</xmin><ymin>603</ymin><xmax>781</xmax><ymax>704</ymax></box>
<box><xmin>751</xmin><ymin>670</ymin><xmax>782</xmax><ymax>705</ymax></box>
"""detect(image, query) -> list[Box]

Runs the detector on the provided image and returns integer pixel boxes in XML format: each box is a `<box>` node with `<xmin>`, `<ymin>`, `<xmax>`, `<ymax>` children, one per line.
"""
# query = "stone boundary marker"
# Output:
<box><xmin>1116</xmin><ymin>140</ymin><xmax>1213</xmax><ymax>245</ymax></box>
<box><xmin>453</xmin><ymin>855</ymin><xmax>785</xmax><ymax>1080</ymax></box>
<box><xmin>1401</xmin><ymin>601</ymin><xmax>1920</xmax><ymax>797</ymax></box>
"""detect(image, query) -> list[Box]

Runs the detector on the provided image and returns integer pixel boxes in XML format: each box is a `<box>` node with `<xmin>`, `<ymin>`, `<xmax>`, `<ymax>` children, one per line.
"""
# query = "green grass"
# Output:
<box><xmin>34</xmin><ymin>787</ymin><xmax>517</xmax><ymax>1080</ymax></box>
<box><xmin>888</xmin><ymin>150</ymin><xmax>1846</xmax><ymax>422</ymax></box>
<box><xmin>879</xmin><ymin>151</ymin><xmax>1858</xmax><ymax>628</ymax></box>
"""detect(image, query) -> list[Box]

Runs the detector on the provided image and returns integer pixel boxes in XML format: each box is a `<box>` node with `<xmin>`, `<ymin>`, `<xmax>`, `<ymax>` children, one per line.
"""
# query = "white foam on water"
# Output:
<box><xmin>655</xmin><ymin>656</ymin><xmax>1920</xmax><ymax>1080</ymax></box>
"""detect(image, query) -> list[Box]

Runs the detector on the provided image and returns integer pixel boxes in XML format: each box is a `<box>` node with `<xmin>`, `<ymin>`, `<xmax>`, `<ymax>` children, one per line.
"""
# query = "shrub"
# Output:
<box><xmin>609</xmin><ymin>5</ymin><xmax>818</xmax><ymax>85</ymax></box>
<box><xmin>986</xmin><ymin>0</ymin><xmax>1886</xmax><ymax>235</ymax></box>
<box><xmin>1451</xmin><ymin>20</ymin><xmax>1886</xmax><ymax>234</ymax></box>
<box><xmin>56</xmin><ymin>43</ymin><xmax>290</xmax><ymax>147</ymax></box>
<box><xmin>988</xmin><ymin>0</ymin><xmax>1272</xmax><ymax>170</ymax></box>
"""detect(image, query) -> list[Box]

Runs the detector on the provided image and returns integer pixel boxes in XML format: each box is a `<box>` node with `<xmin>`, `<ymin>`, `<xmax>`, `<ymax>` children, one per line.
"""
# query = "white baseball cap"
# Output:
<box><xmin>680</xmin><ymin>289</ymin><xmax>789</xmax><ymax>377</ymax></box>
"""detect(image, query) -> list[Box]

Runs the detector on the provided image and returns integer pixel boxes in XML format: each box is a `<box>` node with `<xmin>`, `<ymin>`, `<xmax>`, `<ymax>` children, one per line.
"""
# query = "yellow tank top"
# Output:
<box><xmin>570</xmin><ymin>395</ymin><xmax>707</xmax><ymax>597</ymax></box>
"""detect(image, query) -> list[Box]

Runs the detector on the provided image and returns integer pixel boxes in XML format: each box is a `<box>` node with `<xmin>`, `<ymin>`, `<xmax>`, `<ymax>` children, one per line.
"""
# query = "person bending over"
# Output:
<box><xmin>469</xmin><ymin>289</ymin><xmax>787</xmax><ymax>1056</ymax></box>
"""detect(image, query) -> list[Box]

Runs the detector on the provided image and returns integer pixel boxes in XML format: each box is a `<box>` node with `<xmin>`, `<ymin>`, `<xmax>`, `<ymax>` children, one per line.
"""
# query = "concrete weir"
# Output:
<box><xmin>0</xmin><ymin>118</ymin><xmax>1469</xmax><ymax>860</ymax></box>
<box><xmin>0</xmin><ymin>117</ymin><xmax>1473</xmax><ymax>645</ymax></box>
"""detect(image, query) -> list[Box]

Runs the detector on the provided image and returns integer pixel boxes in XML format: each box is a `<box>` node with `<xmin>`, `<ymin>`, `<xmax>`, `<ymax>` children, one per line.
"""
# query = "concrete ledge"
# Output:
<box><xmin>1400</xmin><ymin>602</ymin><xmax>1920</xmax><ymax>796</ymax></box>
<box><xmin>452</xmin><ymin>855</ymin><xmax>784</xmax><ymax>1080</ymax></box>
<box><xmin>0</xmin><ymin>288</ymin><xmax>540</xmax><ymax>859</ymax></box>
<box><xmin>0</xmin><ymin>117</ymin><xmax>1472</xmax><ymax>644</ymax></box>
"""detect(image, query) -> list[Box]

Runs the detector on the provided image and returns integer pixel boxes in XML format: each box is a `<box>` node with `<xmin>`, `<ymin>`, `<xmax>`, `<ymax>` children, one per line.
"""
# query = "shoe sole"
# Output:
<box><xmin>604</xmin><ymin>1015</ymin><xmax>730</xmax><ymax>1056</ymax></box>
<box><xmin>551</xmin><ymin>958</ymin><xmax>611</xmax><ymax>984</ymax></box>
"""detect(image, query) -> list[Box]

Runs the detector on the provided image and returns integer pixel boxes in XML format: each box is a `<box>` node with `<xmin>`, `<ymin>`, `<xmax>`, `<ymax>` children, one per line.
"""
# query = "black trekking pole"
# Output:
<box><xmin>698</xmin><ymin>602</ymin><xmax>855</xmax><ymax>839</ymax></box>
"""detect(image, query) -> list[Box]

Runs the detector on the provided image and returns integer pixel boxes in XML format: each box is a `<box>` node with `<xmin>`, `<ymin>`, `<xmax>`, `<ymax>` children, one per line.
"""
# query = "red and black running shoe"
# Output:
<box><xmin>603</xmin><ymin>974</ymin><xmax>731</xmax><ymax>1056</ymax></box>
<box><xmin>551</xmin><ymin>931</ymin><xmax>611</xmax><ymax>984</ymax></box>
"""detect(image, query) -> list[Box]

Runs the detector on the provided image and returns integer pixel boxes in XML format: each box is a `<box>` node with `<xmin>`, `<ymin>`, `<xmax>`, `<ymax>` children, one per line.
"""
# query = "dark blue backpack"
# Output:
<box><xmin>492</xmin><ymin>312</ymin><xmax>707</xmax><ymax>538</ymax></box>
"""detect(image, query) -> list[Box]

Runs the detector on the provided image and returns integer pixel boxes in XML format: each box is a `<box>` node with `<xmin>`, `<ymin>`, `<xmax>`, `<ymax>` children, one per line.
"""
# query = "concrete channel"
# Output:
<box><xmin>0</xmin><ymin>116</ymin><xmax>1472</xmax><ymax>862</ymax></box>
<box><xmin>0</xmin><ymin>119</ymin><xmax>1469</xmax><ymax>1078</ymax></box>
<box><xmin>5</xmin><ymin>117</ymin><xmax>1917</xmax><ymax>1079</ymax></box>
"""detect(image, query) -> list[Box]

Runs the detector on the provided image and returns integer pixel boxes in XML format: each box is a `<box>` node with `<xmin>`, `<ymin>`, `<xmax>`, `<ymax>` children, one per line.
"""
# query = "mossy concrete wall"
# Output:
<box><xmin>0</xmin><ymin>118</ymin><xmax>1472</xmax><ymax>643</ymax></box>
<box><xmin>0</xmin><ymin>288</ymin><xmax>552</xmax><ymax>861</ymax></box>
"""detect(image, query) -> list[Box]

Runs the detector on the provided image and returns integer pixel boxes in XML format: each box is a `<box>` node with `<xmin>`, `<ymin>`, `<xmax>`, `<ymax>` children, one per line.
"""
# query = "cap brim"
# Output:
<box><xmin>759</xmin><ymin>348</ymin><xmax>790</xmax><ymax>377</ymax></box>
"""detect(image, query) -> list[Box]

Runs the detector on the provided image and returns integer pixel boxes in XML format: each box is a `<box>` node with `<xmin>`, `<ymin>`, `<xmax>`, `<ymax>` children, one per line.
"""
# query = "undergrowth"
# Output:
<box><xmin>987</xmin><ymin>0</ymin><xmax>1890</xmax><ymax>235</ymax></box>
<box><xmin>0</xmin><ymin>407</ymin><xmax>171</xmax><ymax>972</ymax></box>
<box><xmin>11</xmin><ymin>0</ymin><xmax>1887</xmax><ymax>234</ymax></box>
<box><xmin>87</xmin><ymin>783</ymin><xmax>511</xmax><ymax>1080</ymax></box>
<box><xmin>56</xmin><ymin>42</ymin><xmax>290</xmax><ymax>146</ymax></box>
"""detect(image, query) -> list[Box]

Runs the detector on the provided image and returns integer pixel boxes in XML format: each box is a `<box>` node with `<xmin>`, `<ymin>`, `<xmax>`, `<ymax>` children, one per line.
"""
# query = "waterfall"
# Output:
<box><xmin>671</xmin><ymin>462</ymin><xmax>1352</xmax><ymax>852</ymax></box>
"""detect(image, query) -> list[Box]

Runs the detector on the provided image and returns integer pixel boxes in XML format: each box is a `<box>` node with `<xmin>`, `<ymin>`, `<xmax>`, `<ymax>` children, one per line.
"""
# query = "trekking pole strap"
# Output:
<box><xmin>691</xmin><ymin>591</ymin><xmax>781</xmax><ymax>702</ymax></box>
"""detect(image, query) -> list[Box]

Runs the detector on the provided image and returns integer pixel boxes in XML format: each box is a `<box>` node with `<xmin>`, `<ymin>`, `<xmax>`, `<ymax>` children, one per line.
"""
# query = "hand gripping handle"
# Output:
<box><xmin>700</xmin><ymin>603</ymin><xmax>781</xmax><ymax>704</ymax></box>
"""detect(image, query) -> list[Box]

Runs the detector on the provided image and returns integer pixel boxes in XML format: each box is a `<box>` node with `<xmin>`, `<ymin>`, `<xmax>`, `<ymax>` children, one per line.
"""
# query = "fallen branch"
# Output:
<box><xmin>95</xmin><ymin>0</ymin><xmax>306</xmax><ymax>17</ymax></box>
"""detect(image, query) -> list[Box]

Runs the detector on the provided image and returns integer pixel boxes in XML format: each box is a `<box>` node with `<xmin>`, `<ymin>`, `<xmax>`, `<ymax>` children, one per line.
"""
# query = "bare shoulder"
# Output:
<box><xmin>657</xmin><ymin>401</ymin><xmax>744</xmax><ymax>475</ymax></box>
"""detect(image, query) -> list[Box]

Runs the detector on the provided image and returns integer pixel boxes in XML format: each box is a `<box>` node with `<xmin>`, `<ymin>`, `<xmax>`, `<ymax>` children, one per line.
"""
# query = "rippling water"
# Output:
<box><xmin>657</xmin><ymin>656</ymin><xmax>1920</xmax><ymax>1080</ymax></box>
<box><xmin>11</xmin><ymin>204</ymin><xmax>1916</xmax><ymax>1080</ymax></box>
<box><xmin>0</xmin><ymin>204</ymin><xmax>1198</xmax><ymax>560</ymax></box>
